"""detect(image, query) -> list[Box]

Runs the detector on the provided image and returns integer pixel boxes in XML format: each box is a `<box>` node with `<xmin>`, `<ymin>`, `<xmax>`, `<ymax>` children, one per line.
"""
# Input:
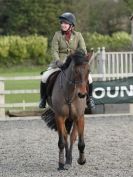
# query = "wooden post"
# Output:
<box><xmin>0</xmin><ymin>80</ymin><xmax>5</xmax><ymax>117</ymax></box>
<box><xmin>101</xmin><ymin>47</ymin><xmax>106</xmax><ymax>81</ymax></box>
<box><xmin>129</xmin><ymin>104</ymin><xmax>133</xmax><ymax>114</ymax></box>
<box><xmin>96</xmin><ymin>47</ymin><xmax>106</xmax><ymax>81</ymax></box>
<box><xmin>131</xmin><ymin>20</ymin><xmax>133</xmax><ymax>49</ymax></box>
<box><xmin>97</xmin><ymin>47</ymin><xmax>101</xmax><ymax>81</ymax></box>
<box><xmin>130</xmin><ymin>15</ymin><xmax>133</xmax><ymax>49</ymax></box>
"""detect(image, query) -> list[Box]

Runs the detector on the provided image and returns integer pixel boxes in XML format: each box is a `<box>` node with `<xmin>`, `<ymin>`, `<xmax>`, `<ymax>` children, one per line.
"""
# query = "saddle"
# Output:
<box><xmin>46</xmin><ymin>70</ymin><xmax>61</xmax><ymax>97</ymax></box>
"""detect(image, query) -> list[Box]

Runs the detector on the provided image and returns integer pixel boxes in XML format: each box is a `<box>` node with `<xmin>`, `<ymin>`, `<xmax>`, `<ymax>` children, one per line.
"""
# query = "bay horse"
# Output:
<box><xmin>42</xmin><ymin>49</ymin><xmax>91</xmax><ymax>170</ymax></box>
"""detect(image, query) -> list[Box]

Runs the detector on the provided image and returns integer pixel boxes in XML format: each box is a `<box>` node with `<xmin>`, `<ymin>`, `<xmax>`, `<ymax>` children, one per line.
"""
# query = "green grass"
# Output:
<box><xmin>5</xmin><ymin>80</ymin><xmax>40</xmax><ymax>104</ymax></box>
<box><xmin>0</xmin><ymin>65</ymin><xmax>46</xmax><ymax>76</ymax></box>
<box><xmin>0</xmin><ymin>65</ymin><xmax>46</xmax><ymax>104</ymax></box>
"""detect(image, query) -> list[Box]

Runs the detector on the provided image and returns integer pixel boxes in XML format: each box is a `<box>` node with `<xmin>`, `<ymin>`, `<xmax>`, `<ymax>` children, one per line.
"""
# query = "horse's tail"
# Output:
<box><xmin>41</xmin><ymin>107</ymin><xmax>73</xmax><ymax>134</ymax></box>
<box><xmin>41</xmin><ymin>108</ymin><xmax>57</xmax><ymax>131</ymax></box>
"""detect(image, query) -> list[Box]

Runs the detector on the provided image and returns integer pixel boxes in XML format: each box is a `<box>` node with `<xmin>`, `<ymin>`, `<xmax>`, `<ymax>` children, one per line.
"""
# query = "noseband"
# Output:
<box><xmin>62</xmin><ymin>68</ymin><xmax>83</xmax><ymax>86</ymax></box>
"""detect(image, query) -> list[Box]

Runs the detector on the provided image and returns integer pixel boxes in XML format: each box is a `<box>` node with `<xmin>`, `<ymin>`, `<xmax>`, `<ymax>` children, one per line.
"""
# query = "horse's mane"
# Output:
<box><xmin>72</xmin><ymin>49</ymin><xmax>88</xmax><ymax>65</ymax></box>
<box><xmin>61</xmin><ymin>49</ymin><xmax>88</xmax><ymax>70</ymax></box>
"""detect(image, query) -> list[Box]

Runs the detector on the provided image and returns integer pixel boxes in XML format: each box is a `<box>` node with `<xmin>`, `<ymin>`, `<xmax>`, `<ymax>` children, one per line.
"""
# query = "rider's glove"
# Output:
<box><xmin>55</xmin><ymin>60</ymin><xmax>63</xmax><ymax>68</ymax></box>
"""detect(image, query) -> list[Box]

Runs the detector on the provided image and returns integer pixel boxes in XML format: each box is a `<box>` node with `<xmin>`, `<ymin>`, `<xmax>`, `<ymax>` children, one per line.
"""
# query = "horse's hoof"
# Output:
<box><xmin>58</xmin><ymin>163</ymin><xmax>65</xmax><ymax>171</ymax></box>
<box><xmin>64</xmin><ymin>164</ymin><xmax>71</xmax><ymax>170</ymax></box>
<box><xmin>77</xmin><ymin>158</ymin><xmax>86</xmax><ymax>165</ymax></box>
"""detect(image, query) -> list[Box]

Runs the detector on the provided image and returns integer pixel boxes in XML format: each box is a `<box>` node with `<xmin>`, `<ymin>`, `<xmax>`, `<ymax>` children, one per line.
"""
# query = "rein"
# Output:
<box><xmin>60</xmin><ymin>70</ymin><xmax>77</xmax><ymax>103</ymax></box>
<box><xmin>59</xmin><ymin>70</ymin><xmax>76</xmax><ymax>120</ymax></box>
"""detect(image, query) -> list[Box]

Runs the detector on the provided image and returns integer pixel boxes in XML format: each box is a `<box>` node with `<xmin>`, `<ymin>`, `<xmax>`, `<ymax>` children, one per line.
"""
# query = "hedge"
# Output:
<box><xmin>0</xmin><ymin>35</ymin><xmax>48</xmax><ymax>65</ymax></box>
<box><xmin>0</xmin><ymin>32</ymin><xmax>132</xmax><ymax>66</ymax></box>
<box><xmin>83</xmin><ymin>31</ymin><xmax>132</xmax><ymax>52</ymax></box>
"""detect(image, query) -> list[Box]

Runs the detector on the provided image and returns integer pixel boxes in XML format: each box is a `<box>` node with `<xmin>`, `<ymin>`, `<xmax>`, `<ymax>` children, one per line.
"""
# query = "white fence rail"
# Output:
<box><xmin>0</xmin><ymin>76</ymin><xmax>41</xmax><ymax>117</ymax></box>
<box><xmin>106</xmin><ymin>51</ymin><xmax>133</xmax><ymax>79</ymax></box>
<box><xmin>91</xmin><ymin>48</ymin><xmax>133</xmax><ymax>80</ymax></box>
<box><xmin>1</xmin><ymin>49</ymin><xmax>133</xmax><ymax>117</ymax></box>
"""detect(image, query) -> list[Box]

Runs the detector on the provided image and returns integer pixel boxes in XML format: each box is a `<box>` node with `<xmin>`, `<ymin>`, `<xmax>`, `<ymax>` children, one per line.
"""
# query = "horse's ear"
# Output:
<box><xmin>86</xmin><ymin>51</ymin><xmax>93</xmax><ymax>61</ymax></box>
<box><xmin>86</xmin><ymin>48</ymin><xmax>94</xmax><ymax>61</ymax></box>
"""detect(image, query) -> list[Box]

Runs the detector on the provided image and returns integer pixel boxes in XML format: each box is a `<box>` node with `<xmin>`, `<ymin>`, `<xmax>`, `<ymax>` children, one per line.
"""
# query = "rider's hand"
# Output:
<box><xmin>55</xmin><ymin>60</ymin><xmax>63</xmax><ymax>68</ymax></box>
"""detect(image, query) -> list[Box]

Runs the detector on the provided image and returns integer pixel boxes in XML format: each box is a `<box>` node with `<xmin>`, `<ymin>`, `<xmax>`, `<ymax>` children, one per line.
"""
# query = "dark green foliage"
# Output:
<box><xmin>0</xmin><ymin>0</ymin><xmax>74</xmax><ymax>45</ymax></box>
<box><xmin>0</xmin><ymin>0</ymin><xmax>132</xmax><ymax>42</ymax></box>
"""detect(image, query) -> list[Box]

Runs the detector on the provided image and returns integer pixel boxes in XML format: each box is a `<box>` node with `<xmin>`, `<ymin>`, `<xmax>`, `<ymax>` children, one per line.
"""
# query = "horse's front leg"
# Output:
<box><xmin>77</xmin><ymin>116</ymin><xmax>86</xmax><ymax>165</ymax></box>
<box><xmin>56</xmin><ymin>116</ymin><xmax>67</xmax><ymax>170</ymax></box>
<box><xmin>64</xmin><ymin>123</ymin><xmax>77</xmax><ymax>169</ymax></box>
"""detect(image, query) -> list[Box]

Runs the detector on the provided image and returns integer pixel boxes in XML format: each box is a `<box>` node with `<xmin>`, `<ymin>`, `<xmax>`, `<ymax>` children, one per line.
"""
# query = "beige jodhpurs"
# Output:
<box><xmin>41</xmin><ymin>67</ymin><xmax>60</xmax><ymax>83</ymax></box>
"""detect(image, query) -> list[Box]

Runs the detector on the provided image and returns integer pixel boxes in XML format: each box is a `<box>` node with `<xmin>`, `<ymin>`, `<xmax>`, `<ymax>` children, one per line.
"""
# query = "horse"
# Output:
<box><xmin>42</xmin><ymin>49</ymin><xmax>92</xmax><ymax>170</ymax></box>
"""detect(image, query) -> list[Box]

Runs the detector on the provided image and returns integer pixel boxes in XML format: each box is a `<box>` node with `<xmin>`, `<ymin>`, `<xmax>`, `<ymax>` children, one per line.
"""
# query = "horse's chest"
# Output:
<box><xmin>66</xmin><ymin>100</ymin><xmax>86</xmax><ymax>117</ymax></box>
<box><xmin>73</xmin><ymin>101</ymin><xmax>85</xmax><ymax>114</ymax></box>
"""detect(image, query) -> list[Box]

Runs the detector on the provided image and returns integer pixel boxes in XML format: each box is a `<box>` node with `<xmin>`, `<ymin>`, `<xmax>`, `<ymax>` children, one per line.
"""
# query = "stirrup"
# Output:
<box><xmin>87</xmin><ymin>96</ymin><xmax>96</xmax><ymax>113</ymax></box>
<box><xmin>89</xmin><ymin>97</ymin><xmax>95</xmax><ymax>109</ymax></box>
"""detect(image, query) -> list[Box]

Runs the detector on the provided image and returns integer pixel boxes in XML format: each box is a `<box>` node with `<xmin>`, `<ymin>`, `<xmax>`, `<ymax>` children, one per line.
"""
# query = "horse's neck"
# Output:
<box><xmin>62</xmin><ymin>64</ymin><xmax>75</xmax><ymax>96</ymax></box>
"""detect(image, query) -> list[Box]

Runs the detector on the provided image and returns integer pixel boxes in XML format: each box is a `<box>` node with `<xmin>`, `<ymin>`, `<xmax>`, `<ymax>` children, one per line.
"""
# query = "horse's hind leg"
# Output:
<box><xmin>77</xmin><ymin>116</ymin><xmax>86</xmax><ymax>165</ymax></box>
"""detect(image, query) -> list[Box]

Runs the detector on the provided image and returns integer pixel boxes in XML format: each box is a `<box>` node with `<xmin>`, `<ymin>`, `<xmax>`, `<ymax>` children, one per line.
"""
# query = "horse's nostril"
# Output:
<box><xmin>78</xmin><ymin>93</ymin><xmax>87</xmax><ymax>99</ymax></box>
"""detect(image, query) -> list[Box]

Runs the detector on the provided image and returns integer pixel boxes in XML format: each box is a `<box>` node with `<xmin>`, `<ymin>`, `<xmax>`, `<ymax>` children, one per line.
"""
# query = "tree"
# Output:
<box><xmin>88</xmin><ymin>0</ymin><xmax>130</xmax><ymax>35</ymax></box>
<box><xmin>0</xmin><ymin>0</ymin><xmax>132</xmax><ymax>40</ymax></box>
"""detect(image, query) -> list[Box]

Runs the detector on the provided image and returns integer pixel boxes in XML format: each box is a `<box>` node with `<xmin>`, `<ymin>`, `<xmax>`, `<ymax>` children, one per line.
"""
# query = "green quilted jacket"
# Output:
<box><xmin>51</xmin><ymin>30</ymin><xmax>87</xmax><ymax>61</ymax></box>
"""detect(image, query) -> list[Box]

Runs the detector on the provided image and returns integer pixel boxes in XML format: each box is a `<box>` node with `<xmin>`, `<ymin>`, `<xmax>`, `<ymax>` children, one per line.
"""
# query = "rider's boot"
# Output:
<box><xmin>39</xmin><ymin>82</ymin><xmax>47</xmax><ymax>108</ymax></box>
<box><xmin>86</xmin><ymin>83</ymin><xmax>96</xmax><ymax>113</ymax></box>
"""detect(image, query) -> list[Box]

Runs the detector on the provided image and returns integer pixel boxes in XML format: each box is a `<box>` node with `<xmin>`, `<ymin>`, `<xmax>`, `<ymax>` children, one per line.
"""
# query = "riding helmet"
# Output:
<box><xmin>59</xmin><ymin>12</ymin><xmax>76</xmax><ymax>26</ymax></box>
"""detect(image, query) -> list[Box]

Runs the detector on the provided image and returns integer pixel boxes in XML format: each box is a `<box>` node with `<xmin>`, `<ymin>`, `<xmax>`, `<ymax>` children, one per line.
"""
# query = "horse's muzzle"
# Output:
<box><xmin>78</xmin><ymin>92</ymin><xmax>87</xmax><ymax>99</ymax></box>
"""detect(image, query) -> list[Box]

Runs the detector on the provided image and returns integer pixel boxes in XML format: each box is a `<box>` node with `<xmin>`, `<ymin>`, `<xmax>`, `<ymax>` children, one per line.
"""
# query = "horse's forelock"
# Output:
<box><xmin>72</xmin><ymin>53</ymin><xmax>89</xmax><ymax>65</ymax></box>
<box><xmin>62</xmin><ymin>50</ymin><xmax>89</xmax><ymax>70</ymax></box>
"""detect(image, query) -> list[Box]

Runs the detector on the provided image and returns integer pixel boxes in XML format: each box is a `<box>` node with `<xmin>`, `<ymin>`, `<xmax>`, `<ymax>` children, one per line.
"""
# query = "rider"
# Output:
<box><xmin>39</xmin><ymin>12</ymin><xmax>95</xmax><ymax>112</ymax></box>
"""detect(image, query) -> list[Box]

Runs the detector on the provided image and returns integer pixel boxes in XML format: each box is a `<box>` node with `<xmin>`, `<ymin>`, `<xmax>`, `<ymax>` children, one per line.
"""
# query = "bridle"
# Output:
<box><xmin>60</xmin><ymin>68</ymin><xmax>83</xmax><ymax>86</ymax></box>
<box><xmin>60</xmin><ymin>61</ymin><xmax>88</xmax><ymax>104</ymax></box>
<box><xmin>60</xmin><ymin>60</ymin><xmax>88</xmax><ymax>86</ymax></box>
